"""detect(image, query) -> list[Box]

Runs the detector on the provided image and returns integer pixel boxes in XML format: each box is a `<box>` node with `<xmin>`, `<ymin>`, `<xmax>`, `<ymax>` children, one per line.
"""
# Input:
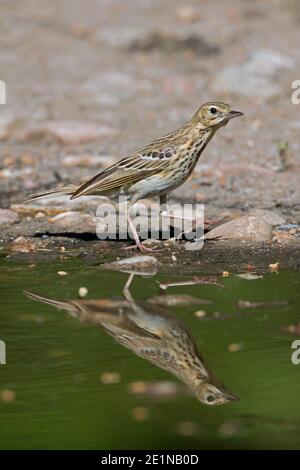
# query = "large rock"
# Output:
<box><xmin>250</xmin><ymin>209</ymin><xmax>286</xmax><ymax>226</ymax></box>
<box><xmin>0</xmin><ymin>209</ymin><xmax>20</xmax><ymax>226</ymax></box>
<box><xmin>48</xmin><ymin>211</ymin><xmax>97</xmax><ymax>233</ymax></box>
<box><xmin>205</xmin><ymin>216</ymin><xmax>272</xmax><ymax>241</ymax></box>
<box><xmin>21</xmin><ymin>121</ymin><xmax>116</xmax><ymax>145</ymax></box>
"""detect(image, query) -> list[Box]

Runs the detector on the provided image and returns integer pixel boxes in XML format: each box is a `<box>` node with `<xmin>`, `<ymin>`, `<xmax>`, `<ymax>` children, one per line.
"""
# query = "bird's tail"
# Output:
<box><xmin>24</xmin><ymin>184</ymin><xmax>79</xmax><ymax>204</ymax></box>
<box><xmin>24</xmin><ymin>290</ymin><xmax>87</xmax><ymax>319</ymax></box>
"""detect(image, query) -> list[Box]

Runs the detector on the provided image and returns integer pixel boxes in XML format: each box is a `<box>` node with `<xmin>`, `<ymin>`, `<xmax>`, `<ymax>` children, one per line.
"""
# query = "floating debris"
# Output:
<box><xmin>149</xmin><ymin>294</ymin><xmax>212</xmax><ymax>307</ymax></box>
<box><xmin>194</xmin><ymin>310</ymin><xmax>207</xmax><ymax>318</ymax></box>
<box><xmin>218</xmin><ymin>420</ymin><xmax>240</xmax><ymax>438</ymax></box>
<box><xmin>1</xmin><ymin>389</ymin><xmax>16</xmax><ymax>402</ymax></box>
<box><xmin>237</xmin><ymin>273</ymin><xmax>263</xmax><ymax>280</ymax></box>
<box><xmin>132</xmin><ymin>406</ymin><xmax>149</xmax><ymax>421</ymax></box>
<box><xmin>100</xmin><ymin>372</ymin><xmax>121</xmax><ymax>384</ymax></box>
<box><xmin>128</xmin><ymin>380</ymin><xmax>184</xmax><ymax>399</ymax></box>
<box><xmin>158</xmin><ymin>276</ymin><xmax>223</xmax><ymax>290</ymax></box>
<box><xmin>176</xmin><ymin>421</ymin><xmax>199</xmax><ymax>437</ymax></box>
<box><xmin>57</xmin><ymin>271</ymin><xmax>68</xmax><ymax>276</ymax></box>
<box><xmin>282</xmin><ymin>323</ymin><xmax>300</xmax><ymax>335</ymax></box>
<box><xmin>238</xmin><ymin>300</ymin><xmax>288</xmax><ymax>309</ymax></box>
<box><xmin>78</xmin><ymin>287</ymin><xmax>88</xmax><ymax>298</ymax></box>
<box><xmin>228</xmin><ymin>343</ymin><xmax>244</xmax><ymax>353</ymax></box>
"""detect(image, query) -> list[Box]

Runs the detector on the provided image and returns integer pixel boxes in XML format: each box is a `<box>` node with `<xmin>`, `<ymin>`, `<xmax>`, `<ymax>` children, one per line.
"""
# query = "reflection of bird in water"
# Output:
<box><xmin>24</xmin><ymin>275</ymin><xmax>239</xmax><ymax>406</ymax></box>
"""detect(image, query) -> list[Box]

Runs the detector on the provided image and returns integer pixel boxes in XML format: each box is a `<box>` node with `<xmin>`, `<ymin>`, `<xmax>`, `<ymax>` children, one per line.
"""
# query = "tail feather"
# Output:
<box><xmin>24</xmin><ymin>185</ymin><xmax>78</xmax><ymax>204</ymax></box>
<box><xmin>24</xmin><ymin>290</ymin><xmax>86</xmax><ymax>318</ymax></box>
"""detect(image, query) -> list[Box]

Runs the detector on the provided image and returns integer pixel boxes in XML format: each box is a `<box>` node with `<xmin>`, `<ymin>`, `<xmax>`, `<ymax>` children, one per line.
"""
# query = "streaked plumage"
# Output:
<box><xmin>25</xmin><ymin>285</ymin><xmax>239</xmax><ymax>406</ymax></box>
<box><xmin>26</xmin><ymin>102</ymin><xmax>243</xmax><ymax>250</ymax></box>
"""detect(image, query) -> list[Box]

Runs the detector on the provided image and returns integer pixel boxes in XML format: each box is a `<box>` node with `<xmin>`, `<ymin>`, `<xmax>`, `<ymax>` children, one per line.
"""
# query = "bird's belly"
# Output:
<box><xmin>128</xmin><ymin>174</ymin><xmax>175</xmax><ymax>200</ymax></box>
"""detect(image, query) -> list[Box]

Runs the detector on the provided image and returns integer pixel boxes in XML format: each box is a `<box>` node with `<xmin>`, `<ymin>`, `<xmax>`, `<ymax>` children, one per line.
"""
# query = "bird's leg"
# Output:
<box><xmin>122</xmin><ymin>273</ymin><xmax>135</xmax><ymax>302</ymax></box>
<box><xmin>124</xmin><ymin>205</ymin><xmax>162</xmax><ymax>252</ymax></box>
<box><xmin>159</xmin><ymin>194</ymin><xmax>168</xmax><ymax>216</ymax></box>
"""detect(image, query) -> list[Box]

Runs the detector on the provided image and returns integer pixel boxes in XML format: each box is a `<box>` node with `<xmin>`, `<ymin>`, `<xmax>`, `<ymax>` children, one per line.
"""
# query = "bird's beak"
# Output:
<box><xmin>222</xmin><ymin>390</ymin><xmax>240</xmax><ymax>401</ymax></box>
<box><xmin>228</xmin><ymin>110</ymin><xmax>243</xmax><ymax>119</ymax></box>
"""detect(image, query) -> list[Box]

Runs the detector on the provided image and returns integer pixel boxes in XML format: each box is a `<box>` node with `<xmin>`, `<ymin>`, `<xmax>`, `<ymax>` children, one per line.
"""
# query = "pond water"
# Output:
<box><xmin>0</xmin><ymin>256</ymin><xmax>299</xmax><ymax>450</ymax></box>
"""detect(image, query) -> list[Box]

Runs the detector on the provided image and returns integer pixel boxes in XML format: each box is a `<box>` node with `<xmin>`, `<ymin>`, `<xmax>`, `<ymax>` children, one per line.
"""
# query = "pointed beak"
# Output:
<box><xmin>222</xmin><ymin>391</ymin><xmax>240</xmax><ymax>401</ymax></box>
<box><xmin>228</xmin><ymin>110</ymin><xmax>243</xmax><ymax>119</ymax></box>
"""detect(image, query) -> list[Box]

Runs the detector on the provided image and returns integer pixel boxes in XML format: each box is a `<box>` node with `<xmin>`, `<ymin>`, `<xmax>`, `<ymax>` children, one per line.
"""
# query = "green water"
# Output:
<box><xmin>0</xmin><ymin>257</ymin><xmax>300</xmax><ymax>450</ymax></box>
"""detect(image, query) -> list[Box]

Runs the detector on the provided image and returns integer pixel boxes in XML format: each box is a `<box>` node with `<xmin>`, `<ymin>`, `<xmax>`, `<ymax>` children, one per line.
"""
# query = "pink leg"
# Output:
<box><xmin>124</xmin><ymin>210</ymin><xmax>163</xmax><ymax>252</ymax></box>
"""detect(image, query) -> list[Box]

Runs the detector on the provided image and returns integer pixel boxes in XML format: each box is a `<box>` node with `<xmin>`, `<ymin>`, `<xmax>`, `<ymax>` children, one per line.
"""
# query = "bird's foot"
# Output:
<box><xmin>123</xmin><ymin>240</ymin><xmax>163</xmax><ymax>253</ymax></box>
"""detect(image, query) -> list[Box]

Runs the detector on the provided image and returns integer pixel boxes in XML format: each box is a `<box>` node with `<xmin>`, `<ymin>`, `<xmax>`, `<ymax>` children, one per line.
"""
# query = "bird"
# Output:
<box><xmin>26</xmin><ymin>102</ymin><xmax>243</xmax><ymax>251</ymax></box>
<box><xmin>24</xmin><ymin>274</ymin><xmax>239</xmax><ymax>406</ymax></box>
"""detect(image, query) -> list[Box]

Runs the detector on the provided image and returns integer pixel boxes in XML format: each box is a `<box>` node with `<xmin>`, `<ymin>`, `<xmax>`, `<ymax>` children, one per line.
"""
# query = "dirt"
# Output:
<box><xmin>0</xmin><ymin>0</ymin><xmax>300</xmax><ymax>262</ymax></box>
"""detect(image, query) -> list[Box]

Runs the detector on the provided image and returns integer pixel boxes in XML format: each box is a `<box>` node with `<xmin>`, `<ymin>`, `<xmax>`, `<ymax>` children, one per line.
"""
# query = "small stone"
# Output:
<box><xmin>78</xmin><ymin>287</ymin><xmax>88</xmax><ymax>298</ymax></box>
<box><xmin>10</xmin><ymin>237</ymin><xmax>36</xmax><ymax>253</ymax></box>
<box><xmin>272</xmin><ymin>231</ymin><xmax>294</xmax><ymax>243</ymax></box>
<box><xmin>205</xmin><ymin>216</ymin><xmax>272</xmax><ymax>242</ymax></box>
<box><xmin>269</xmin><ymin>262</ymin><xmax>279</xmax><ymax>272</ymax></box>
<box><xmin>34</xmin><ymin>211</ymin><xmax>46</xmax><ymax>219</ymax></box>
<box><xmin>0</xmin><ymin>209</ymin><xmax>20</xmax><ymax>226</ymax></box>
<box><xmin>222</xmin><ymin>271</ymin><xmax>230</xmax><ymax>277</ymax></box>
<box><xmin>176</xmin><ymin>6</ymin><xmax>200</xmax><ymax>23</ymax></box>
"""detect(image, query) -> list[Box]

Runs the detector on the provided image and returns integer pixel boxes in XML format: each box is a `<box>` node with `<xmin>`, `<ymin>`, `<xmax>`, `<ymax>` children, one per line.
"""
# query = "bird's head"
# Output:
<box><xmin>195</xmin><ymin>102</ymin><xmax>243</xmax><ymax>129</ymax></box>
<box><xmin>195</xmin><ymin>381</ymin><xmax>239</xmax><ymax>406</ymax></box>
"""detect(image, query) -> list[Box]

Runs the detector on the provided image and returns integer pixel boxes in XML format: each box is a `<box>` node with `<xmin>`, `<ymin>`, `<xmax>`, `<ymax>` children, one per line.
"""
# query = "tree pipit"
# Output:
<box><xmin>26</xmin><ymin>102</ymin><xmax>243</xmax><ymax>251</ymax></box>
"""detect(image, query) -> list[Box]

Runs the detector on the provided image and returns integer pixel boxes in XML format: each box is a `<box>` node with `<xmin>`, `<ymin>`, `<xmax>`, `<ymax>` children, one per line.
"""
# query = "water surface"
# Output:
<box><xmin>0</xmin><ymin>257</ymin><xmax>299</xmax><ymax>449</ymax></box>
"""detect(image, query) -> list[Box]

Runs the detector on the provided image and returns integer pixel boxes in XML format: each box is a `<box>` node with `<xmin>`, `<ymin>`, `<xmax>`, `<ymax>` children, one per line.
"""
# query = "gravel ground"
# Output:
<box><xmin>0</xmin><ymin>0</ymin><xmax>300</xmax><ymax>259</ymax></box>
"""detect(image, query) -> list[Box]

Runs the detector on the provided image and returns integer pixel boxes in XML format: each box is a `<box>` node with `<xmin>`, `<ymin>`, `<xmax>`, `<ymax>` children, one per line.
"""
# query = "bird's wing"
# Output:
<box><xmin>71</xmin><ymin>145</ymin><xmax>176</xmax><ymax>198</ymax></box>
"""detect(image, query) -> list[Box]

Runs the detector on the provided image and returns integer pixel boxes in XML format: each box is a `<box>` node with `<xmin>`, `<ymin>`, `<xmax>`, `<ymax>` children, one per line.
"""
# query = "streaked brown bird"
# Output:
<box><xmin>26</xmin><ymin>102</ymin><xmax>243</xmax><ymax>251</ymax></box>
<box><xmin>24</xmin><ymin>276</ymin><xmax>239</xmax><ymax>406</ymax></box>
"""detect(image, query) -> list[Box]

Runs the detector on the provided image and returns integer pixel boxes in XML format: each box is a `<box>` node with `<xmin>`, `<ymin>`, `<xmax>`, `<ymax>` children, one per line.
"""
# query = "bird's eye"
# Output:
<box><xmin>206</xmin><ymin>395</ymin><xmax>215</xmax><ymax>403</ymax></box>
<box><xmin>209</xmin><ymin>107</ymin><xmax>217</xmax><ymax>115</ymax></box>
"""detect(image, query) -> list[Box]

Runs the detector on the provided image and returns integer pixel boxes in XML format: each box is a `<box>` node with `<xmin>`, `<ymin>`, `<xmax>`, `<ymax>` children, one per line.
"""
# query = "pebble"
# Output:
<box><xmin>10</xmin><ymin>236</ymin><xmax>37</xmax><ymax>253</ymax></box>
